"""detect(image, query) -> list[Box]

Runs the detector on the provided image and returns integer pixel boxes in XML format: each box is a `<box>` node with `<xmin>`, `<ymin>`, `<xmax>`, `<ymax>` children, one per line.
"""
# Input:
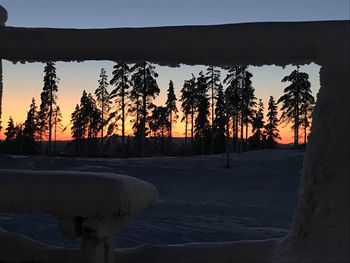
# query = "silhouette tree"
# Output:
<box><xmin>250</xmin><ymin>99</ymin><xmax>265</xmax><ymax>149</ymax></box>
<box><xmin>130</xmin><ymin>62</ymin><xmax>160</xmax><ymax>156</ymax></box>
<box><xmin>149</xmin><ymin>105</ymin><xmax>169</xmax><ymax>154</ymax></box>
<box><xmin>39</xmin><ymin>62</ymin><xmax>59</xmax><ymax>155</ymax></box>
<box><xmin>109</xmin><ymin>62</ymin><xmax>131</xmax><ymax>156</ymax></box>
<box><xmin>95</xmin><ymin>68</ymin><xmax>111</xmax><ymax>154</ymax></box>
<box><xmin>205</xmin><ymin>66</ymin><xmax>221</xmax><ymax>153</ymax></box>
<box><xmin>264</xmin><ymin>96</ymin><xmax>281</xmax><ymax>147</ymax></box>
<box><xmin>224</xmin><ymin>66</ymin><xmax>243</xmax><ymax>152</ymax></box>
<box><xmin>4</xmin><ymin>116</ymin><xmax>16</xmax><ymax>142</ymax></box>
<box><xmin>70</xmin><ymin>91</ymin><xmax>101</xmax><ymax>155</ymax></box>
<box><xmin>278</xmin><ymin>66</ymin><xmax>312</xmax><ymax>147</ymax></box>
<box><xmin>241</xmin><ymin>68</ymin><xmax>256</xmax><ymax>148</ymax></box>
<box><xmin>71</xmin><ymin>104</ymin><xmax>84</xmax><ymax>155</ymax></box>
<box><xmin>165</xmin><ymin>80</ymin><xmax>178</xmax><ymax>152</ymax></box>
<box><xmin>195</xmin><ymin>71</ymin><xmax>210</xmax><ymax>155</ymax></box>
<box><xmin>23</xmin><ymin>98</ymin><xmax>40</xmax><ymax>154</ymax></box>
<box><xmin>180</xmin><ymin>74</ymin><xmax>196</xmax><ymax>154</ymax></box>
<box><xmin>52</xmin><ymin>105</ymin><xmax>63</xmax><ymax>154</ymax></box>
<box><xmin>213</xmin><ymin>83</ymin><xmax>226</xmax><ymax>153</ymax></box>
<box><xmin>300</xmin><ymin>82</ymin><xmax>315</xmax><ymax>145</ymax></box>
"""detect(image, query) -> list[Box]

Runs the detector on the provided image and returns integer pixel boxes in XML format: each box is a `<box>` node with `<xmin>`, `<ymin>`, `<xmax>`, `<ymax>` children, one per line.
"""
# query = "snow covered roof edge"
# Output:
<box><xmin>0</xmin><ymin>21</ymin><xmax>349</xmax><ymax>67</ymax></box>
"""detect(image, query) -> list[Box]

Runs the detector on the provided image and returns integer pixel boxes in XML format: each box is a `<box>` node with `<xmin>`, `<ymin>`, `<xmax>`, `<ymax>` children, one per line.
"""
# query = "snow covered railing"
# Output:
<box><xmin>0</xmin><ymin>169</ymin><xmax>157</xmax><ymax>263</ymax></box>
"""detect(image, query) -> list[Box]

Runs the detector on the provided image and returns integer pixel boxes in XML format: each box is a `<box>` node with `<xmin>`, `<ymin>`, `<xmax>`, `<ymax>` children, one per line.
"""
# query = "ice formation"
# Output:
<box><xmin>0</xmin><ymin>4</ymin><xmax>349</xmax><ymax>262</ymax></box>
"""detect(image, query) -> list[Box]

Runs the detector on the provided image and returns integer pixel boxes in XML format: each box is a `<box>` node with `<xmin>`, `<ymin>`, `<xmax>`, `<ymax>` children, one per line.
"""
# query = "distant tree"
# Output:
<box><xmin>23</xmin><ymin>98</ymin><xmax>40</xmax><ymax>154</ymax></box>
<box><xmin>95</xmin><ymin>68</ymin><xmax>111</xmax><ymax>154</ymax></box>
<box><xmin>130</xmin><ymin>62</ymin><xmax>160</xmax><ymax>156</ymax></box>
<box><xmin>213</xmin><ymin>83</ymin><xmax>226</xmax><ymax>153</ymax></box>
<box><xmin>249</xmin><ymin>99</ymin><xmax>265</xmax><ymax>149</ymax></box>
<box><xmin>278</xmin><ymin>66</ymin><xmax>313</xmax><ymax>147</ymax></box>
<box><xmin>205</xmin><ymin>66</ymin><xmax>221</xmax><ymax>153</ymax></box>
<box><xmin>300</xmin><ymin>82</ymin><xmax>315</xmax><ymax>145</ymax></box>
<box><xmin>39</xmin><ymin>62</ymin><xmax>59</xmax><ymax>155</ymax></box>
<box><xmin>52</xmin><ymin>105</ymin><xmax>63</xmax><ymax>154</ymax></box>
<box><xmin>165</xmin><ymin>80</ymin><xmax>178</xmax><ymax>152</ymax></box>
<box><xmin>149</xmin><ymin>105</ymin><xmax>170</xmax><ymax>154</ymax></box>
<box><xmin>4</xmin><ymin>116</ymin><xmax>16</xmax><ymax>142</ymax></box>
<box><xmin>264</xmin><ymin>96</ymin><xmax>281</xmax><ymax>147</ymax></box>
<box><xmin>70</xmin><ymin>91</ymin><xmax>101</xmax><ymax>155</ymax></box>
<box><xmin>109</xmin><ymin>62</ymin><xmax>131</xmax><ymax>156</ymax></box>
<box><xmin>241</xmin><ymin>68</ymin><xmax>256</xmax><ymax>148</ymax></box>
<box><xmin>195</xmin><ymin>71</ymin><xmax>210</xmax><ymax>155</ymax></box>
<box><xmin>224</xmin><ymin>66</ymin><xmax>243</xmax><ymax>152</ymax></box>
<box><xmin>180</xmin><ymin>74</ymin><xmax>196</xmax><ymax>154</ymax></box>
<box><xmin>71</xmin><ymin>104</ymin><xmax>84</xmax><ymax>154</ymax></box>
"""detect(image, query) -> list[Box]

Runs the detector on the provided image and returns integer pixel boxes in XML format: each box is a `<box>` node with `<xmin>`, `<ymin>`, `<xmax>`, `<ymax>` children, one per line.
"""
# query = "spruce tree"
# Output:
<box><xmin>278</xmin><ymin>66</ymin><xmax>313</xmax><ymax>147</ymax></box>
<box><xmin>165</xmin><ymin>80</ymin><xmax>178</xmax><ymax>152</ymax></box>
<box><xmin>195</xmin><ymin>71</ymin><xmax>210</xmax><ymax>155</ymax></box>
<box><xmin>250</xmin><ymin>99</ymin><xmax>265</xmax><ymax>149</ymax></box>
<box><xmin>95</xmin><ymin>68</ymin><xmax>111</xmax><ymax>154</ymax></box>
<box><xmin>71</xmin><ymin>104</ymin><xmax>84</xmax><ymax>155</ymax></box>
<box><xmin>52</xmin><ymin>105</ymin><xmax>63</xmax><ymax>154</ymax></box>
<box><xmin>39</xmin><ymin>62</ymin><xmax>59</xmax><ymax>155</ymax></box>
<box><xmin>264</xmin><ymin>96</ymin><xmax>281</xmax><ymax>147</ymax></box>
<box><xmin>4</xmin><ymin>116</ymin><xmax>16</xmax><ymax>142</ymax></box>
<box><xmin>130</xmin><ymin>62</ymin><xmax>160</xmax><ymax>156</ymax></box>
<box><xmin>213</xmin><ymin>84</ymin><xmax>226</xmax><ymax>153</ymax></box>
<box><xmin>180</xmin><ymin>74</ymin><xmax>196</xmax><ymax>154</ymax></box>
<box><xmin>23</xmin><ymin>98</ymin><xmax>39</xmax><ymax>154</ymax></box>
<box><xmin>224</xmin><ymin>66</ymin><xmax>243</xmax><ymax>152</ymax></box>
<box><xmin>109</xmin><ymin>62</ymin><xmax>131</xmax><ymax>156</ymax></box>
<box><xmin>205</xmin><ymin>66</ymin><xmax>221</xmax><ymax>153</ymax></box>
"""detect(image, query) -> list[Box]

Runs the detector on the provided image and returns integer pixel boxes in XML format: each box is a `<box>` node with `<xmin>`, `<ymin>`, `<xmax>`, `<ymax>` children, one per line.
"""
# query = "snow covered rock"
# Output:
<box><xmin>0</xmin><ymin>5</ymin><xmax>7</xmax><ymax>26</ymax></box>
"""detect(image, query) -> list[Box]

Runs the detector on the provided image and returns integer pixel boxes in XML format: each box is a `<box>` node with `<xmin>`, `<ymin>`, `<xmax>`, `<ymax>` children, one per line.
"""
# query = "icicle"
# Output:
<box><xmin>0</xmin><ymin>5</ymin><xmax>7</xmax><ymax>124</ymax></box>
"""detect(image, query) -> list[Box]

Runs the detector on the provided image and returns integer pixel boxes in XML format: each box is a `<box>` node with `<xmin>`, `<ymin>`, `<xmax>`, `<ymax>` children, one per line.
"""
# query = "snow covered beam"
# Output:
<box><xmin>0</xmin><ymin>169</ymin><xmax>157</xmax><ymax>263</ymax></box>
<box><xmin>0</xmin><ymin>21</ymin><xmax>348</xmax><ymax>67</ymax></box>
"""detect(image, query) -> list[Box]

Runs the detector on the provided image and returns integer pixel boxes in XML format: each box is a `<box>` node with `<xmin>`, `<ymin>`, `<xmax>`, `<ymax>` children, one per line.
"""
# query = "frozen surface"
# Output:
<box><xmin>0</xmin><ymin>150</ymin><xmax>303</xmax><ymax>249</ymax></box>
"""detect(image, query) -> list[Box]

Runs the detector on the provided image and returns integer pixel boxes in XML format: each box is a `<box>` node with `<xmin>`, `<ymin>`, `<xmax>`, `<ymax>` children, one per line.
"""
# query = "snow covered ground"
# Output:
<box><xmin>0</xmin><ymin>149</ymin><xmax>303</xmax><ymax>249</ymax></box>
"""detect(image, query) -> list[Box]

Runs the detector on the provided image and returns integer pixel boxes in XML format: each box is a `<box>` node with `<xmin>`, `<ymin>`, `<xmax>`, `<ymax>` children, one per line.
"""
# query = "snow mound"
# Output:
<box><xmin>0</xmin><ymin>169</ymin><xmax>157</xmax><ymax>217</ymax></box>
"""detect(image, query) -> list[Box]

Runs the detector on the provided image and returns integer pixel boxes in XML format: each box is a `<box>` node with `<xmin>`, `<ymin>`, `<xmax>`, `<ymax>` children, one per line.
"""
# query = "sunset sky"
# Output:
<box><xmin>0</xmin><ymin>0</ymin><xmax>348</xmax><ymax>143</ymax></box>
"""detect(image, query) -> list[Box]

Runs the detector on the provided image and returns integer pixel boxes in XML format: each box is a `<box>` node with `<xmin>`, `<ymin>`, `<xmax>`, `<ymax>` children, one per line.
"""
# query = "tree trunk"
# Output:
<box><xmin>210</xmin><ymin>68</ymin><xmax>215</xmax><ymax>154</ymax></box>
<box><xmin>48</xmin><ymin>87</ymin><xmax>53</xmax><ymax>156</ymax></box>
<box><xmin>184</xmin><ymin>114</ymin><xmax>188</xmax><ymax>155</ymax></box>
<box><xmin>121</xmin><ymin>78</ymin><xmax>126</xmax><ymax>157</ymax></box>
<box><xmin>141</xmin><ymin>63</ymin><xmax>146</xmax><ymax>157</ymax></box>
<box><xmin>191</xmin><ymin>106</ymin><xmax>194</xmax><ymax>155</ymax></box>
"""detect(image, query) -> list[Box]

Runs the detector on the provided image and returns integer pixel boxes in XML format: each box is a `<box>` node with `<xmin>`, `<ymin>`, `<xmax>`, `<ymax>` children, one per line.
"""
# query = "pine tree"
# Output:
<box><xmin>39</xmin><ymin>62</ymin><xmax>59</xmax><ymax>155</ymax></box>
<box><xmin>264</xmin><ymin>96</ymin><xmax>281</xmax><ymax>147</ymax></box>
<box><xmin>130</xmin><ymin>62</ymin><xmax>160</xmax><ymax>156</ymax></box>
<box><xmin>23</xmin><ymin>98</ymin><xmax>39</xmax><ymax>154</ymax></box>
<box><xmin>109</xmin><ymin>62</ymin><xmax>131</xmax><ymax>156</ymax></box>
<box><xmin>205</xmin><ymin>66</ymin><xmax>221</xmax><ymax>153</ymax></box>
<box><xmin>213</xmin><ymin>84</ymin><xmax>226</xmax><ymax>153</ymax></box>
<box><xmin>278</xmin><ymin>66</ymin><xmax>313</xmax><ymax>147</ymax></box>
<box><xmin>224</xmin><ymin>66</ymin><xmax>243</xmax><ymax>152</ymax></box>
<box><xmin>195</xmin><ymin>71</ymin><xmax>210</xmax><ymax>155</ymax></box>
<box><xmin>241</xmin><ymin>69</ymin><xmax>256</xmax><ymax>148</ymax></box>
<box><xmin>250</xmin><ymin>99</ymin><xmax>265</xmax><ymax>149</ymax></box>
<box><xmin>180</xmin><ymin>74</ymin><xmax>196</xmax><ymax>155</ymax></box>
<box><xmin>71</xmin><ymin>104</ymin><xmax>84</xmax><ymax>155</ymax></box>
<box><xmin>4</xmin><ymin>116</ymin><xmax>16</xmax><ymax>142</ymax></box>
<box><xmin>52</xmin><ymin>105</ymin><xmax>63</xmax><ymax>154</ymax></box>
<box><xmin>95</xmin><ymin>68</ymin><xmax>111</xmax><ymax>154</ymax></box>
<box><xmin>300</xmin><ymin>82</ymin><xmax>315</xmax><ymax>145</ymax></box>
<box><xmin>149</xmin><ymin>105</ymin><xmax>169</xmax><ymax>154</ymax></box>
<box><xmin>165</xmin><ymin>80</ymin><xmax>178</xmax><ymax>152</ymax></box>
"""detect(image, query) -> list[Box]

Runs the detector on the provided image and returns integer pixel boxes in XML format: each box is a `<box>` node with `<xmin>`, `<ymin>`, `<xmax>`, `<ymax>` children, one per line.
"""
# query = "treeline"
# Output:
<box><xmin>0</xmin><ymin>63</ymin><xmax>315</xmax><ymax>157</ymax></box>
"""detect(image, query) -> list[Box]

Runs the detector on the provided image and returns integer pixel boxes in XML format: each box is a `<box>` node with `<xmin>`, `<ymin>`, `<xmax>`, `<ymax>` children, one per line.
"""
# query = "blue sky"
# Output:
<box><xmin>1</xmin><ymin>0</ymin><xmax>349</xmax><ymax>28</ymax></box>
<box><xmin>0</xmin><ymin>1</ymin><xmax>348</xmax><ymax>141</ymax></box>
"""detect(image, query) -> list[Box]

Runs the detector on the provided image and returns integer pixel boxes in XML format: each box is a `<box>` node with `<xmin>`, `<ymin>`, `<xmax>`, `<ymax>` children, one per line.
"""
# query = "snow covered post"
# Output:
<box><xmin>0</xmin><ymin>170</ymin><xmax>158</xmax><ymax>263</ymax></box>
<box><xmin>0</xmin><ymin>5</ymin><xmax>7</xmax><ymax>121</ymax></box>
